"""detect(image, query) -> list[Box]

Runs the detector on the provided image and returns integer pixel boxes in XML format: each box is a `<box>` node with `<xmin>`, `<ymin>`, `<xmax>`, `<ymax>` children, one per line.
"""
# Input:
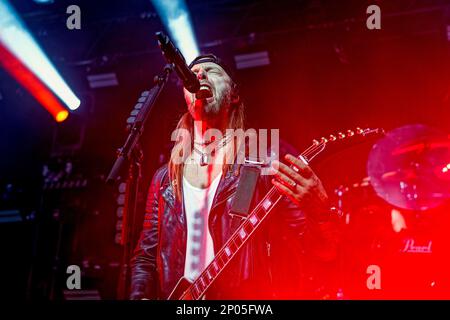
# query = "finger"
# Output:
<box><xmin>272</xmin><ymin>168</ymin><xmax>298</xmax><ymax>189</ymax></box>
<box><xmin>272</xmin><ymin>179</ymin><xmax>304</xmax><ymax>206</ymax></box>
<box><xmin>285</xmin><ymin>154</ymin><xmax>313</xmax><ymax>178</ymax></box>
<box><xmin>272</xmin><ymin>160</ymin><xmax>307</xmax><ymax>186</ymax></box>
<box><xmin>272</xmin><ymin>178</ymin><xmax>296</xmax><ymax>199</ymax></box>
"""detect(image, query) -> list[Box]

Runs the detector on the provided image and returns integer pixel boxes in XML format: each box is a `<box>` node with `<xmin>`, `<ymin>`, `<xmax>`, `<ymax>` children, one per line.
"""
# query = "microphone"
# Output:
<box><xmin>156</xmin><ymin>31</ymin><xmax>200</xmax><ymax>93</ymax></box>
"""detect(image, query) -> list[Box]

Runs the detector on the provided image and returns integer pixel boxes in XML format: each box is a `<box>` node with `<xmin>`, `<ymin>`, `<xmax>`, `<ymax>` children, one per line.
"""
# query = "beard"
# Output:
<box><xmin>190</xmin><ymin>87</ymin><xmax>232</xmax><ymax>121</ymax></box>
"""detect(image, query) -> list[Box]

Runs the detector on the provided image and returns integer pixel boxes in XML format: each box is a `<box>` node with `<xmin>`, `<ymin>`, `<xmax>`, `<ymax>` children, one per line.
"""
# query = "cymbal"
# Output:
<box><xmin>367</xmin><ymin>124</ymin><xmax>450</xmax><ymax>211</ymax></box>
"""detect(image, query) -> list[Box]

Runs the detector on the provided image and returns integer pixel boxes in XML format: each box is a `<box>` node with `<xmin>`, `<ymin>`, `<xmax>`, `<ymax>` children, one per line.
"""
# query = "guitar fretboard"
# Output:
<box><xmin>180</xmin><ymin>127</ymin><xmax>379</xmax><ymax>300</ymax></box>
<box><xmin>187</xmin><ymin>185</ymin><xmax>283</xmax><ymax>300</ymax></box>
<box><xmin>184</xmin><ymin>146</ymin><xmax>322</xmax><ymax>299</ymax></box>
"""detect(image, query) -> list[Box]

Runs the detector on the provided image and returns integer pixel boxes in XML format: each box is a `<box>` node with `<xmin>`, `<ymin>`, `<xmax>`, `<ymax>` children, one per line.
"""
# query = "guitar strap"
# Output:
<box><xmin>230</xmin><ymin>162</ymin><xmax>262</xmax><ymax>219</ymax></box>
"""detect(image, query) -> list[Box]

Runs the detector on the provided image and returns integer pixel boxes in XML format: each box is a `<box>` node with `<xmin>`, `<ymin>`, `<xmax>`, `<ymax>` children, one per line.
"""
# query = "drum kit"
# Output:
<box><xmin>333</xmin><ymin>124</ymin><xmax>450</xmax><ymax>299</ymax></box>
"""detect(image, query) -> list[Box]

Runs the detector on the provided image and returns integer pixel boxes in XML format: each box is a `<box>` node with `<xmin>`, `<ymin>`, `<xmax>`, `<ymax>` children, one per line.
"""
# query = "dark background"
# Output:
<box><xmin>0</xmin><ymin>0</ymin><xmax>449</xmax><ymax>300</ymax></box>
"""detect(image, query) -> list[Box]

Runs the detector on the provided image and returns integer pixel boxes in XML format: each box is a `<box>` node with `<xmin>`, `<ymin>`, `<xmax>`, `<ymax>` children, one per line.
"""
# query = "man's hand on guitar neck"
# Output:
<box><xmin>270</xmin><ymin>154</ymin><xmax>330</xmax><ymax>217</ymax></box>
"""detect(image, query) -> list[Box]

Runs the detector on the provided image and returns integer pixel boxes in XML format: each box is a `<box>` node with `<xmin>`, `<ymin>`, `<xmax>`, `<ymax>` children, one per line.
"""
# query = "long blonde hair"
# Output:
<box><xmin>168</xmin><ymin>99</ymin><xmax>245</xmax><ymax>201</ymax></box>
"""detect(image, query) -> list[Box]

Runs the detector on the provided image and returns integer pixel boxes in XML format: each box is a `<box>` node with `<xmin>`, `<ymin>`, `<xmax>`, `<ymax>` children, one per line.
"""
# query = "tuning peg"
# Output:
<box><xmin>337</xmin><ymin>132</ymin><xmax>346</xmax><ymax>139</ymax></box>
<box><xmin>320</xmin><ymin>137</ymin><xmax>328</xmax><ymax>143</ymax></box>
<box><xmin>312</xmin><ymin>139</ymin><xmax>320</xmax><ymax>146</ymax></box>
<box><xmin>328</xmin><ymin>134</ymin><xmax>337</xmax><ymax>141</ymax></box>
<box><xmin>346</xmin><ymin>129</ymin><xmax>355</xmax><ymax>137</ymax></box>
<box><xmin>356</xmin><ymin>127</ymin><xmax>363</xmax><ymax>134</ymax></box>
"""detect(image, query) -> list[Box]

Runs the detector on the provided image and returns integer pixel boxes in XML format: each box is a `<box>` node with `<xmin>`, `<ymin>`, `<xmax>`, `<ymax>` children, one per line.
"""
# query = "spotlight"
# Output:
<box><xmin>0</xmin><ymin>42</ymin><xmax>69</xmax><ymax>122</ymax></box>
<box><xmin>151</xmin><ymin>0</ymin><xmax>199</xmax><ymax>64</ymax></box>
<box><xmin>0</xmin><ymin>0</ymin><xmax>80</xmax><ymax>112</ymax></box>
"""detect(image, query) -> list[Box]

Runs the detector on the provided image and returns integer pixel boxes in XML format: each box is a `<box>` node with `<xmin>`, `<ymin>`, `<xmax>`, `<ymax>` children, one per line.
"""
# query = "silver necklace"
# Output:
<box><xmin>192</xmin><ymin>134</ymin><xmax>232</xmax><ymax>166</ymax></box>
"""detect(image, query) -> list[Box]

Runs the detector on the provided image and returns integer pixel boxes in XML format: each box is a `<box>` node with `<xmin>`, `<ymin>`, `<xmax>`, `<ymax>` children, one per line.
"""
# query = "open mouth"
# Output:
<box><xmin>196</xmin><ymin>83</ymin><xmax>213</xmax><ymax>99</ymax></box>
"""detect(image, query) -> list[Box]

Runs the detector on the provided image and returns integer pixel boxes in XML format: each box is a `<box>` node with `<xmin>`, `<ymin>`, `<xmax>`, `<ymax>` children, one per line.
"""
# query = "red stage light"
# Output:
<box><xmin>0</xmin><ymin>42</ymin><xmax>69</xmax><ymax>122</ymax></box>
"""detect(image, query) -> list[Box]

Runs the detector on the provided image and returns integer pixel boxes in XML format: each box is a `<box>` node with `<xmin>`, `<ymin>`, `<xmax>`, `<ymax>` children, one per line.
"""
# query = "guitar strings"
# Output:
<box><xmin>192</xmin><ymin>131</ymin><xmax>373</xmax><ymax>297</ymax></box>
<box><xmin>190</xmin><ymin>143</ymin><xmax>326</xmax><ymax>298</ymax></box>
<box><xmin>186</xmin><ymin>132</ymin><xmax>373</xmax><ymax>297</ymax></box>
<box><xmin>190</xmin><ymin>143</ymin><xmax>326</xmax><ymax>297</ymax></box>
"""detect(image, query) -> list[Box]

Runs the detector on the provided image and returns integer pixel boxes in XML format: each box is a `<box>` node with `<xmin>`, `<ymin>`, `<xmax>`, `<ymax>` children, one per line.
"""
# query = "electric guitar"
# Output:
<box><xmin>168</xmin><ymin>127</ymin><xmax>383</xmax><ymax>300</ymax></box>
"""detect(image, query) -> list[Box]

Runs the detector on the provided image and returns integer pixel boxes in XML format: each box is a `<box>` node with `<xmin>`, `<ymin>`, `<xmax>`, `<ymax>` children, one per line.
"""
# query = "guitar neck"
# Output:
<box><xmin>180</xmin><ymin>127</ymin><xmax>382</xmax><ymax>300</ymax></box>
<box><xmin>184</xmin><ymin>145</ymin><xmax>321</xmax><ymax>299</ymax></box>
<box><xmin>185</xmin><ymin>185</ymin><xmax>283</xmax><ymax>300</ymax></box>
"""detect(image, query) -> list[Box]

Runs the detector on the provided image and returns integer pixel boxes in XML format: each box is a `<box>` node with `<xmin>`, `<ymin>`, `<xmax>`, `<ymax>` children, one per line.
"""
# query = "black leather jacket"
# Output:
<box><xmin>130</xmin><ymin>162</ymin><xmax>338</xmax><ymax>300</ymax></box>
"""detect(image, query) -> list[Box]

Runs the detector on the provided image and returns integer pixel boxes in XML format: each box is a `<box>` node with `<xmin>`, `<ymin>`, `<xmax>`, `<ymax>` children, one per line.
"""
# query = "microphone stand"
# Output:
<box><xmin>106</xmin><ymin>63</ymin><xmax>174</xmax><ymax>300</ymax></box>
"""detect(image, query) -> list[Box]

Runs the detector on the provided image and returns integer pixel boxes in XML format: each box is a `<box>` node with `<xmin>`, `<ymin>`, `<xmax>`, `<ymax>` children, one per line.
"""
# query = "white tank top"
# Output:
<box><xmin>182</xmin><ymin>172</ymin><xmax>222</xmax><ymax>282</ymax></box>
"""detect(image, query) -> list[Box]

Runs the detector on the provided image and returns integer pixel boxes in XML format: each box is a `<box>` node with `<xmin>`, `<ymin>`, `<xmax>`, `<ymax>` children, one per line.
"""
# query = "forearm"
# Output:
<box><xmin>130</xmin><ymin>244</ymin><xmax>158</xmax><ymax>299</ymax></box>
<box><xmin>129</xmin><ymin>166</ymin><xmax>165</xmax><ymax>300</ymax></box>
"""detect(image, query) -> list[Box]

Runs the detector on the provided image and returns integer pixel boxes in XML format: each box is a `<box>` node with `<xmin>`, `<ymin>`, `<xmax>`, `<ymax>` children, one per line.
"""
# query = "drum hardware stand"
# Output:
<box><xmin>334</xmin><ymin>184</ymin><xmax>349</xmax><ymax>299</ymax></box>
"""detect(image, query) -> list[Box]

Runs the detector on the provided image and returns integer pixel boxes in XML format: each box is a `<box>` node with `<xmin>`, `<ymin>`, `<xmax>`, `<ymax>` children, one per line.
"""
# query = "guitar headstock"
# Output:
<box><xmin>302</xmin><ymin>127</ymin><xmax>384</xmax><ymax>163</ymax></box>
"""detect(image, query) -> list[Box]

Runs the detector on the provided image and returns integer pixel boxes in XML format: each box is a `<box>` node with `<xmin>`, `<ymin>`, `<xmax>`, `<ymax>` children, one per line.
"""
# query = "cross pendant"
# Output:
<box><xmin>200</xmin><ymin>153</ymin><xmax>208</xmax><ymax>166</ymax></box>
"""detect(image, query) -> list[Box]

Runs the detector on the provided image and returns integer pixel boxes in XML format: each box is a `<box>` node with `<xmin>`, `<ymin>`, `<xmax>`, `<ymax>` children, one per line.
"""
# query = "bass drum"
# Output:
<box><xmin>338</xmin><ymin>178</ymin><xmax>450</xmax><ymax>299</ymax></box>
